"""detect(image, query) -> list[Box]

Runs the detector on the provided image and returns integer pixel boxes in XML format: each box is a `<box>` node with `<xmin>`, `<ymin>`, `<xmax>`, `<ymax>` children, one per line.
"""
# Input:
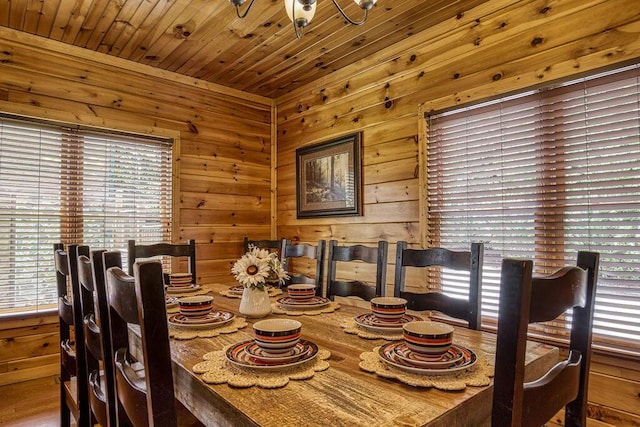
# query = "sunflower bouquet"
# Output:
<box><xmin>231</xmin><ymin>244</ymin><xmax>289</xmax><ymax>290</ymax></box>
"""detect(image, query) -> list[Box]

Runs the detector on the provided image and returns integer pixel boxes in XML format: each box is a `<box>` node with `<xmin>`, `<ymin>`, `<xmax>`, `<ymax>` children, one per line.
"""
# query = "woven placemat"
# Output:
<box><xmin>168</xmin><ymin>316</ymin><xmax>248</xmax><ymax>340</ymax></box>
<box><xmin>271</xmin><ymin>301</ymin><xmax>340</xmax><ymax>316</ymax></box>
<box><xmin>219</xmin><ymin>286</ymin><xmax>283</xmax><ymax>299</ymax></box>
<box><xmin>341</xmin><ymin>318</ymin><xmax>403</xmax><ymax>341</ymax></box>
<box><xmin>165</xmin><ymin>286</ymin><xmax>211</xmax><ymax>298</ymax></box>
<box><xmin>359</xmin><ymin>343</ymin><xmax>493</xmax><ymax>390</ymax></box>
<box><xmin>192</xmin><ymin>346</ymin><xmax>331</xmax><ymax>388</ymax></box>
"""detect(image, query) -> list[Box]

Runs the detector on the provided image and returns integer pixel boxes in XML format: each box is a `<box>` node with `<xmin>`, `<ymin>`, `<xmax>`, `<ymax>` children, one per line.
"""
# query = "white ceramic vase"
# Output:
<box><xmin>238</xmin><ymin>286</ymin><xmax>271</xmax><ymax>318</ymax></box>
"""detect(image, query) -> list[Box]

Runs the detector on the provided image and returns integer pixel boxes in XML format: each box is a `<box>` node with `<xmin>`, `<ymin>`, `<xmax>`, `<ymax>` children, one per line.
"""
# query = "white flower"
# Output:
<box><xmin>231</xmin><ymin>244</ymin><xmax>289</xmax><ymax>290</ymax></box>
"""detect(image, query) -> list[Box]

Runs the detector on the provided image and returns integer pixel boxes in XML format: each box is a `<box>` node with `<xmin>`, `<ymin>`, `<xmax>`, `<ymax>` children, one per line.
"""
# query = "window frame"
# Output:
<box><xmin>425</xmin><ymin>64</ymin><xmax>640</xmax><ymax>358</ymax></box>
<box><xmin>0</xmin><ymin>113</ymin><xmax>178</xmax><ymax>316</ymax></box>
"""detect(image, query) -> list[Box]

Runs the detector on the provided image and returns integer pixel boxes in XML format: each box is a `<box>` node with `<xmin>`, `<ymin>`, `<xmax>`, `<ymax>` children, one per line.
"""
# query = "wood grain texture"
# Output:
<box><xmin>0</xmin><ymin>0</ymin><xmax>494</xmax><ymax>98</ymax></box>
<box><xmin>139</xmin><ymin>282</ymin><xmax>558</xmax><ymax>427</ymax></box>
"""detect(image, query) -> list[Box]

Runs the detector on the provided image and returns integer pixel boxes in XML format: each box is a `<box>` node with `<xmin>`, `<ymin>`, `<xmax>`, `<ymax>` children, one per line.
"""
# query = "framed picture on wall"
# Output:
<box><xmin>296</xmin><ymin>132</ymin><xmax>362</xmax><ymax>218</ymax></box>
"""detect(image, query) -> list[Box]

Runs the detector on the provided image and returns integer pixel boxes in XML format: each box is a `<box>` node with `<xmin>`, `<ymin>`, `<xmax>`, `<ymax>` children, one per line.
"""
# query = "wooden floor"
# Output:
<box><xmin>0</xmin><ymin>376</ymin><xmax>62</xmax><ymax>426</ymax></box>
<box><xmin>0</xmin><ymin>376</ymin><xmax>203</xmax><ymax>427</ymax></box>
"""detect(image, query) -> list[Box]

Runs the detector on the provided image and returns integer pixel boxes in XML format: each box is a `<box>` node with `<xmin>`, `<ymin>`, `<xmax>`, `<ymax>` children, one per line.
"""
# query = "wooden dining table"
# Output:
<box><xmin>138</xmin><ymin>282</ymin><xmax>559</xmax><ymax>427</ymax></box>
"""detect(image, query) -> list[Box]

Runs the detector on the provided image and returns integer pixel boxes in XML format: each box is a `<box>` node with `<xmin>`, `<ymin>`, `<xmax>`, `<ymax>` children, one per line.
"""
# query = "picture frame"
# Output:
<box><xmin>296</xmin><ymin>132</ymin><xmax>362</xmax><ymax>218</ymax></box>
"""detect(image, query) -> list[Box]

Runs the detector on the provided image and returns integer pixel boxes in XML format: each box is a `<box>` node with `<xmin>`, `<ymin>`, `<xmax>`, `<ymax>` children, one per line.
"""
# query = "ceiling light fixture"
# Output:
<box><xmin>229</xmin><ymin>0</ymin><xmax>377</xmax><ymax>39</ymax></box>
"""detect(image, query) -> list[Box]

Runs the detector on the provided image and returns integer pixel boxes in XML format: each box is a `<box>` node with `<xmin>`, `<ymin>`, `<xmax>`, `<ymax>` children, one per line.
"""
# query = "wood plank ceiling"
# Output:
<box><xmin>0</xmin><ymin>0</ymin><xmax>490</xmax><ymax>98</ymax></box>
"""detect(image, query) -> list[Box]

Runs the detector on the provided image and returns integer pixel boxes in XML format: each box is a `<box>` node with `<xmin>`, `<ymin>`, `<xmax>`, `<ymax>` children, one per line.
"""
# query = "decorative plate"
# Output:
<box><xmin>165</xmin><ymin>296</ymin><xmax>179</xmax><ymax>309</ymax></box>
<box><xmin>276</xmin><ymin>296</ymin><xmax>330</xmax><ymax>310</ymax></box>
<box><xmin>244</xmin><ymin>340</ymin><xmax>310</xmax><ymax>364</ymax></box>
<box><xmin>168</xmin><ymin>311</ymin><xmax>235</xmax><ymax>329</ymax></box>
<box><xmin>227</xmin><ymin>285</ymin><xmax>245</xmax><ymax>295</ymax></box>
<box><xmin>392</xmin><ymin>342</ymin><xmax>465</xmax><ymax>368</ymax></box>
<box><xmin>165</xmin><ymin>284</ymin><xmax>202</xmax><ymax>294</ymax></box>
<box><xmin>354</xmin><ymin>312</ymin><xmax>424</xmax><ymax>333</ymax></box>
<box><xmin>377</xmin><ymin>341</ymin><xmax>476</xmax><ymax>375</ymax></box>
<box><xmin>226</xmin><ymin>339</ymin><xmax>318</xmax><ymax>370</ymax></box>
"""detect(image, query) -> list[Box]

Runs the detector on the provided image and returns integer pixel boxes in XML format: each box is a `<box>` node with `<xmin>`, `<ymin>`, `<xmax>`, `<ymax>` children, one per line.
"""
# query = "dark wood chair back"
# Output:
<box><xmin>106</xmin><ymin>259</ymin><xmax>178</xmax><ymax>427</ymax></box>
<box><xmin>243</xmin><ymin>236</ymin><xmax>283</xmax><ymax>256</ymax></box>
<box><xmin>77</xmin><ymin>250</ymin><xmax>124</xmax><ymax>427</ymax></box>
<box><xmin>127</xmin><ymin>239</ymin><xmax>196</xmax><ymax>285</ymax></box>
<box><xmin>281</xmin><ymin>239</ymin><xmax>326</xmax><ymax>294</ymax></box>
<box><xmin>326</xmin><ymin>240</ymin><xmax>388</xmax><ymax>301</ymax></box>
<box><xmin>54</xmin><ymin>243</ymin><xmax>91</xmax><ymax>427</ymax></box>
<box><xmin>393</xmin><ymin>241</ymin><xmax>484</xmax><ymax>330</ymax></box>
<box><xmin>492</xmin><ymin>252</ymin><xmax>599</xmax><ymax>427</ymax></box>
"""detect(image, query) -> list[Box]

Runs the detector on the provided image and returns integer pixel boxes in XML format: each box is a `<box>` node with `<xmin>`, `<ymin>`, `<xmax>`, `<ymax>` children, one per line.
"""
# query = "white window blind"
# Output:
<box><xmin>427</xmin><ymin>65</ymin><xmax>640</xmax><ymax>356</ymax></box>
<box><xmin>0</xmin><ymin>116</ymin><xmax>173</xmax><ymax>314</ymax></box>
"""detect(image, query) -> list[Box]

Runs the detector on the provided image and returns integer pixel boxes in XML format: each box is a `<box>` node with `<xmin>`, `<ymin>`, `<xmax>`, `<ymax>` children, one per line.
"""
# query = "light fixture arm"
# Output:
<box><xmin>230</xmin><ymin>0</ymin><xmax>257</xmax><ymax>19</ymax></box>
<box><xmin>330</xmin><ymin>0</ymin><xmax>370</xmax><ymax>26</ymax></box>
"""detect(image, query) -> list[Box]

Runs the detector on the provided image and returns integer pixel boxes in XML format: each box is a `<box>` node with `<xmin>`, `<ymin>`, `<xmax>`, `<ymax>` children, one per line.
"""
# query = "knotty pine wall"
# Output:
<box><xmin>275</xmin><ymin>0</ymin><xmax>640</xmax><ymax>424</ymax></box>
<box><xmin>0</xmin><ymin>27</ymin><xmax>273</xmax><ymax>385</ymax></box>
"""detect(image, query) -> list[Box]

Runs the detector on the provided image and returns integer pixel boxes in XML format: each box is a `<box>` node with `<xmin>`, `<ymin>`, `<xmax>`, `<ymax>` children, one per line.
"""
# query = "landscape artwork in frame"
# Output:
<box><xmin>296</xmin><ymin>133</ymin><xmax>362</xmax><ymax>218</ymax></box>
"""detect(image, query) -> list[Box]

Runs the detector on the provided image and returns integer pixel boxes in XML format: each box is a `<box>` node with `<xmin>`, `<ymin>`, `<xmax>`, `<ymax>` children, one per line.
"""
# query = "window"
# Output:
<box><xmin>427</xmin><ymin>65</ymin><xmax>640</xmax><ymax>356</ymax></box>
<box><xmin>0</xmin><ymin>115</ymin><xmax>173</xmax><ymax>314</ymax></box>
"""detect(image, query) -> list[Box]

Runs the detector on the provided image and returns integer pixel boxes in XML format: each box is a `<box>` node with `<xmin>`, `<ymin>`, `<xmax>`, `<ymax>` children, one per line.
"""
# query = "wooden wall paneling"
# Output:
<box><xmin>587</xmin><ymin>372</ymin><xmax>640</xmax><ymax>420</ymax></box>
<box><xmin>364</xmin><ymin>179</ymin><xmax>420</xmax><ymax>204</ymax></box>
<box><xmin>0</xmin><ymin>26</ymin><xmax>271</xmax><ymax>106</ymax></box>
<box><xmin>277</xmin><ymin>223</ymin><xmax>421</xmax><ymax>246</ymax></box>
<box><xmin>279</xmin><ymin>200</ymin><xmax>418</xmax><ymax>225</ymax></box>
<box><xmin>0</xmin><ymin>314</ymin><xmax>59</xmax><ymax>386</ymax></box>
<box><xmin>275</xmin><ymin>2</ymin><xmax>640</xmax><ymax>425</ymax></box>
<box><xmin>180</xmin><ymin>208</ymin><xmax>270</xmax><ymax>228</ymax></box>
<box><xmin>271</xmin><ymin>101</ymin><xmax>278</xmax><ymax>239</ymax></box>
<box><xmin>198</xmin><ymin>259</ymin><xmax>239</xmax><ymax>284</ymax></box>
<box><xmin>178</xmin><ymin>226</ymin><xmax>273</xmax><ymax>245</ymax></box>
<box><xmin>0</xmin><ymin>354</ymin><xmax>60</xmax><ymax>387</ymax></box>
<box><xmin>0</xmin><ymin>28</ymin><xmax>273</xmax><ymax>383</ymax></box>
<box><xmin>180</xmin><ymin>136</ymin><xmax>271</xmax><ymax>162</ymax></box>
<box><xmin>180</xmin><ymin>178</ymin><xmax>271</xmax><ymax>198</ymax></box>
<box><xmin>179</xmin><ymin>156</ymin><xmax>271</xmax><ymax>182</ymax></box>
<box><xmin>181</xmin><ymin>192</ymin><xmax>269</xmax><ymax>212</ymax></box>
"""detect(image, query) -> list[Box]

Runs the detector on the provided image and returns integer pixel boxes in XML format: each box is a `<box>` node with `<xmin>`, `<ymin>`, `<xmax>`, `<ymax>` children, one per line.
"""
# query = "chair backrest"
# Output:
<box><xmin>491</xmin><ymin>252</ymin><xmax>599</xmax><ymax>427</ymax></box>
<box><xmin>243</xmin><ymin>236</ymin><xmax>283</xmax><ymax>255</ymax></box>
<box><xmin>281</xmin><ymin>239</ymin><xmax>326</xmax><ymax>294</ymax></box>
<box><xmin>393</xmin><ymin>241</ymin><xmax>484</xmax><ymax>330</ymax></box>
<box><xmin>127</xmin><ymin>239</ymin><xmax>196</xmax><ymax>285</ymax></box>
<box><xmin>54</xmin><ymin>243</ymin><xmax>91</xmax><ymax>427</ymax></box>
<box><xmin>77</xmin><ymin>249</ymin><xmax>123</xmax><ymax>427</ymax></box>
<box><xmin>326</xmin><ymin>240</ymin><xmax>388</xmax><ymax>301</ymax></box>
<box><xmin>106</xmin><ymin>259</ymin><xmax>177</xmax><ymax>427</ymax></box>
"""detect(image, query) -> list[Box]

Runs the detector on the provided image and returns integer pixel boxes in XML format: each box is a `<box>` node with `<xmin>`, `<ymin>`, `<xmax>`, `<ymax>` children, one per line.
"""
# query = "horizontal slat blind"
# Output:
<box><xmin>427</xmin><ymin>65</ymin><xmax>640</xmax><ymax>355</ymax></box>
<box><xmin>0</xmin><ymin>116</ymin><xmax>172</xmax><ymax>314</ymax></box>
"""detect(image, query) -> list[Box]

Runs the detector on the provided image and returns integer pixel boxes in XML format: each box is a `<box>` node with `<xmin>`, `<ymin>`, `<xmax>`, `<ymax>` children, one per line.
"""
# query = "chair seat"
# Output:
<box><xmin>61</xmin><ymin>377</ymin><xmax>80</xmax><ymax>420</ymax></box>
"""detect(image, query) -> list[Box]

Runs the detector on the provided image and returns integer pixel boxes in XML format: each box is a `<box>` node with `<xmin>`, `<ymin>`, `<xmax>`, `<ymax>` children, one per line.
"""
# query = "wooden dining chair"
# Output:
<box><xmin>54</xmin><ymin>243</ymin><xmax>91</xmax><ymax>427</ymax></box>
<box><xmin>281</xmin><ymin>239</ymin><xmax>326</xmax><ymax>294</ymax></box>
<box><xmin>393</xmin><ymin>241</ymin><xmax>484</xmax><ymax>330</ymax></box>
<box><xmin>492</xmin><ymin>252</ymin><xmax>600</xmax><ymax>427</ymax></box>
<box><xmin>243</xmin><ymin>236</ymin><xmax>283</xmax><ymax>255</ymax></box>
<box><xmin>326</xmin><ymin>240</ymin><xmax>389</xmax><ymax>301</ymax></box>
<box><xmin>127</xmin><ymin>239</ymin><xmax>196</xmax><ymax>285</ymax></box>
<box><xmin>77</xmin><ymin>249</ymin><xmax>123</xmax><ymax>427</ymax></box>
<box><xmin>106</xmin><ymin>259</ymin><xmax>178</xmax><ymax>427</ymax></box>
